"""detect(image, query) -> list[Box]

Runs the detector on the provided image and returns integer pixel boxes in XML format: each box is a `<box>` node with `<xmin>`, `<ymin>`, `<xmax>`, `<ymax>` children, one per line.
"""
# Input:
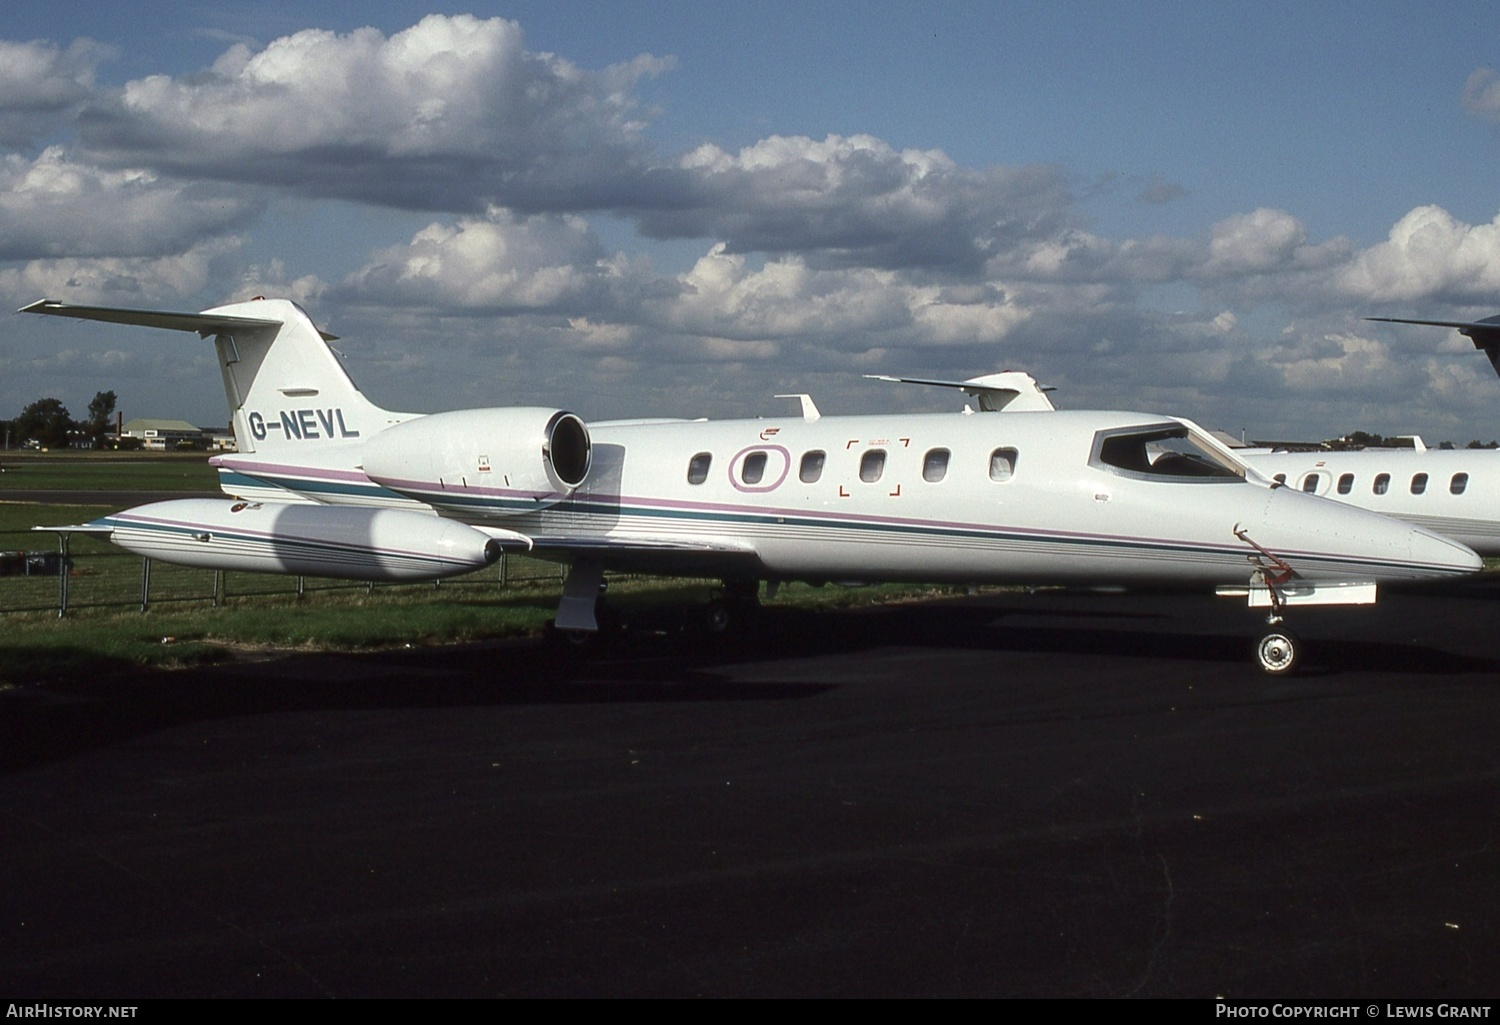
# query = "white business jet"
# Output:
<box><xmin>19</xmin><ymin>298</ymin><xmax>1482</xmax><ymax>674</ymax></box>
<box><xmin>1240</xmin><ymin>315</ymin><xmax>1500</xmax><ymax>555</ymax></box>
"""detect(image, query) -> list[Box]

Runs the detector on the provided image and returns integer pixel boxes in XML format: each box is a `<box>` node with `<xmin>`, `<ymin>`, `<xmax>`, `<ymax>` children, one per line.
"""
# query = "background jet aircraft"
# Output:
<box><xmin>19</xmin><ymin>298</ymin><xmax>1481</xmax><ymax>674</ymax></box>
<box><xmin>1241</xmin><ymin>316</ymin><xmax>1500</xmax><ymax>555</ymax></box>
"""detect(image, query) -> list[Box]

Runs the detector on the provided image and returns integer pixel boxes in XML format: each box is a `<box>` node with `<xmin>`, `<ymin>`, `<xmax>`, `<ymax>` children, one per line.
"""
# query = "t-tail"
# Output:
<box><xmin>18</xmin><ymin>297</ymin><xmax>410</xmax><ymax>458</ymax></box>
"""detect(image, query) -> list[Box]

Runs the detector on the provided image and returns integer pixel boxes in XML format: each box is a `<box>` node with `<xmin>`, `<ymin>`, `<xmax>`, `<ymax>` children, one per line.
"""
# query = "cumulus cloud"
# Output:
<box><xmin>1462</xmin><ymin>68</ymin><xmax>1500</xmax><ymax>123</ymax></box>
<box><xmin>339</xmin><ymin>208</ymin><xmax>619</xmax><ymax>311</ymax></box>
<box><xmin>639</xmin><ymin>134</ymin><xmax>1072</xmax><ymax>272</ymax></box>
<box><xmin>0</xmin><ymin>37</ymin><xmax>110</xmax><ymax>145</ymax></box>
<box><xmin>0</xmin><ymin>236</ymin><xmax>243</xmax><ymax>307</ymax></box>
<box><xmin>1336</xmin><ymin>205</ymin><xmax>1500</xmax><ymax>303</ymax></box>
<box><xmin>76</xmin><ymin>14</ymin><xmax>672</xmax><ymax>213</ymax></box>
<box><xmin>0</xmin><ymin>147</ymin><xmax>261</xmax><ymax>260</ymax></box>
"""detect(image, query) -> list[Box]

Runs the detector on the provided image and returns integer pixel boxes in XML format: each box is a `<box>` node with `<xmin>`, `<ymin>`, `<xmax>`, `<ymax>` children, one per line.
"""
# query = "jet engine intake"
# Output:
<box><xmin>360</xmin><ymin>407</ymin><xmax>591</xmax><ymax>515</ymax></box>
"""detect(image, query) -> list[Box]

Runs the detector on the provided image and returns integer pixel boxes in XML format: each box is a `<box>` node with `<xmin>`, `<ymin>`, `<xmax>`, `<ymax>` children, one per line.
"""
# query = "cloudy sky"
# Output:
<box><xmin>5</xmin><ymin>1</ymin><xmax>1500</xmax><ymax>442</ymax></box>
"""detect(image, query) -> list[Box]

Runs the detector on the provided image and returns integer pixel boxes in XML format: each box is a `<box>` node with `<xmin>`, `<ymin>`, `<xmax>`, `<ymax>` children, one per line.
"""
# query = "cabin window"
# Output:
<box><xmin>741</xmin><ymin>451</ymin><xmax>767</xmax><ymax>486</ymax></box>
<box><xmin>1451</xmin><ymin>472</ymin><xmax>1469</xmax><ymax>495</ymax></box>
<box><xmin>860</xmin><ymin>450</ymin><xmax>886</xmax><ymax>483</ymax></box>
<box><xmin>1301</xmin><ymin>473</ymin><xmax>1320</xmax><ymax>493</ymax></box>
<box><xmin>989</xmin><ymin>448</ymin><xmax>1018</xmax><ymax>482</ymax></box>
<box><xmin>923</xmin><ymin>448</ymin><xmax>950</xmax><ymax>483</ymax></box>
<box><xmin>800</xmin><ymin>450</ymin><xmax>825</xmax><ymax>483</ymax></box>
<box><xmin>1092</xmin><ymin>425</ymin><xmax>1244</xmax><ymax>481</ymax></box>
<box><xmin>1373</xmin><ymin>473</ymin><xmax>1390</xmax><ymax>495</ymax></box>
<box><xmin>687</xmin><ymin>452</ymin><xmax>712</xmax><ymax>485</ymax></box>
<box><xmin>1411</xmin><ymin>473</ymin><xmax>1428</xmax><ymax>496</ymax></box>
<box><xmin>1273</xmin><ymin>473</ymin><xmax>1287</xmax><ymax>486</ymax></box>
<box><xmin>1337</xmin><ymin>473</ymin><xmax>1354</xmax><ymax>495</ymax></box>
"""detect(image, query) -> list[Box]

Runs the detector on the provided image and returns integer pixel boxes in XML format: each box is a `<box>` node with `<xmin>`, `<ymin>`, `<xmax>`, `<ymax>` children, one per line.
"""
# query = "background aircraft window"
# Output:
<box><xmin>1411</xmin><ymin>472</ymin><xmax>1428</xmax><ymax>495</ymax></box>
<box><xmin>1093</xmin><ymin>427</ymin><xmax>1242</xmax><ymax>480</ymax></box>
<box><xmin>1301</xmin><ymin>473</ymin><xmax>1320</xmax><ymax>493</ymax></box>
<box><xmin>687</xmin><ymin>452</ymin><xmax>712</xmax><ymax>485</ymax></box>
<box><xmin>1373</xmin><ymin>473</ymin><xmax>1390</xmax><ymax>495</ymax></box>
<box><xmin>989</xmin><ymin>448</ymin><xmax>1017</xmax><ymax>482</ymax></box>
<box><xmin>1337</xmin><ymin>473</ymin><xmax>1354</xmax><ymax>494</ymax></box>
<box><xmin>860</xmin><ymin>450</ymin><xmax>886</xmax><ymax>483</ymax></box>
<box><xmin>741</xmin><ymin>451</ymin><xmax>767</xmax><ymax>486</ymax></box>
<box><xmin>1451</xmin><ymin>472</ymin><xmax>1469</xmax><ymax>495</ymax></box>
<box><xmin>923</xmin><ymin>448</ymin><xmax>950</xmax><ymax>482</ymax></box>
<box><xmin>800</xmin><ymin>450</ymin><xmax>825</xmax><ymax>483</ymax></box>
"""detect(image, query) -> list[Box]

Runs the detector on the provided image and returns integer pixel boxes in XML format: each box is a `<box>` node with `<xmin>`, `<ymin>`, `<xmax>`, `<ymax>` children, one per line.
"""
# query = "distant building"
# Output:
<box><xmin>122</xmin><ymin>418</ymin><xmax>205</xmax><ymax>451</ymax></box>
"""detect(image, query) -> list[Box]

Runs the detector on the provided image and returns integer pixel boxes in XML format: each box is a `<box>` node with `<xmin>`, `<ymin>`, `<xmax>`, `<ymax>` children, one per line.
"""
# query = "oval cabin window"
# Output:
<box><xmin>741</xmin><ymin>451</ymin><xmax>767</xmax><ymax>485</ymax></box>
<box><xmin>989</xmin><ymin>448</ymin><xmax>1017</xmax><ymax>482</ymax></box>
<box><xmin>1337</xmin><ymin>473</ymin><xmax>1354</xmax><ymax>494</ymax></box>
<box><xmin>687</xmin><ymin>452</ymin><xmax>712</xmax><ymax>485</ymax></box>
<box><xmin>860</xmin><ymin>450</ymin><xmax>886</xmax><ymax>483</ymax></box>
<box><xmin>923</xmin><ymin>448</ymin><xmax>950</xmax><ymax>483</ymax></box>
<box><xmin>1373</xmin><ymin>473</ymin><xmax>1390</xmax><ymax>495</ymax></box>
<box><xmin>800</xmin><ymin>450</ymin><xmax>825</xmax><ymax>483</ymax></box>
<box><xmin>1411</xmin><ymin>473</ymin><xmax>1428</xmax><ymax>495</ymax></box>
<box><xmin>1451</xmin><ymin>473</ymin><xmax>1469</xmax><ymax>495</ymax></box>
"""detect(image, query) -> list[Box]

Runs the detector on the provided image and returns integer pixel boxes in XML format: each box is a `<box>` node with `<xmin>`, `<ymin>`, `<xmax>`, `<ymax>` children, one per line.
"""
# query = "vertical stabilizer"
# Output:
<box><xmin>200</xmin><ymin>299</ymin><xmax>398</xmax><ymax>455</ymax></box>
<box><xmin>18</xmin><ymin>297</ymin><xmax>409</xmax><ymax>455</ymax></box>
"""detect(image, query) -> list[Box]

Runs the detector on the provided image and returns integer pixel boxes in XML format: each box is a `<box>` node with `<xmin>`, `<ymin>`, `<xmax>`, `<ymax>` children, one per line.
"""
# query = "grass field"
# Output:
<box><xmin>0</xmin><ymin>450</ymin><xmax>218</xmax><ymax>491</ymax></box>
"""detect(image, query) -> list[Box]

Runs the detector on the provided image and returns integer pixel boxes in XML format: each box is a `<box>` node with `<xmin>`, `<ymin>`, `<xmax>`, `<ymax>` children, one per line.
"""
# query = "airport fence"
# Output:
<box><xmin>0</xmin><ymin>528</ymin><xmax>567</xmax><ymax>617</ymax></box>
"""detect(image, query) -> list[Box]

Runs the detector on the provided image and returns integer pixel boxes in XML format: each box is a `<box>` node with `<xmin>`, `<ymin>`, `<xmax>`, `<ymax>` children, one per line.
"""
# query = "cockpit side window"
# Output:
<box><xmin>1092</xmin><ymin>425</ymin><xmax>1245</xmax><ymax>482</ymax></box>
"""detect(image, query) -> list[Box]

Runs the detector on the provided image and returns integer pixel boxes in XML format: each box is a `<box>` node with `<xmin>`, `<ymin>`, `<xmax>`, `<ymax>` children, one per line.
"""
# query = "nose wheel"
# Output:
<box><xmin>1254</xmin><ymin>627</ymin><xmax>1300</xmax><ymax>675</ymax></box>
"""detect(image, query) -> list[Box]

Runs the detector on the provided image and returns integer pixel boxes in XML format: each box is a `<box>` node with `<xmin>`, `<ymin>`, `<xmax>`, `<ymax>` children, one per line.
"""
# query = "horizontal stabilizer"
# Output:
<box><xmin>865</xmin><ymin>370</ymin><xmax>1057</xmax><ymax>412</ymax></box>
<box><xmin>18</xmin><ymin>299</ymin><xmax>339</xmax><ymax>342</ymax></box>
<box><xmin>1368</xmin><ymin>315</ymin><xmax>1500</xmax><ymax>378</ymax></box>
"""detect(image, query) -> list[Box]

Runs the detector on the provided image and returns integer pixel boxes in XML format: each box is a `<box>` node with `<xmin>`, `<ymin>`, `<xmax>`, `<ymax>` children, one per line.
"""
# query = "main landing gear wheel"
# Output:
<box><xmin>698</xmin><ymin>580</ymin><xmax>761</xmax><ymax>638</ymax></box>
<box><xmin>1254</xmin><ymin>628</ymin><xmax>1301</xmax><ymax>675</ymax></box>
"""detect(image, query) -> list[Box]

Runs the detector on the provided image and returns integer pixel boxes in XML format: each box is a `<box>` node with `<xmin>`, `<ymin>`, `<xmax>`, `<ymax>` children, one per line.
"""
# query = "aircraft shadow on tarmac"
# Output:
<box><xmin>2</xmin><ymin>594</ymin><xmax>1497</xmax><ymax>774</ymax></box>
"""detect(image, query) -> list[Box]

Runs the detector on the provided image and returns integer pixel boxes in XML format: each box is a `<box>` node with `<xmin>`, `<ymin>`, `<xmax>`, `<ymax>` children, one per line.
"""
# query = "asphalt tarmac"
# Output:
<box><xmin>3</xmin><ymin>581</ymin><xmax>1500</xmax><ymax>998</ymax></box>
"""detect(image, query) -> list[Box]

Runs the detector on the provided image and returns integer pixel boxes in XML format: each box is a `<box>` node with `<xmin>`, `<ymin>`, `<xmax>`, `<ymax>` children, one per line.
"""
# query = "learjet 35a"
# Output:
<box><xmin>19</xmin><ymin>298</ymin><xmax>1482</xmax><ymax>674</ymax></box>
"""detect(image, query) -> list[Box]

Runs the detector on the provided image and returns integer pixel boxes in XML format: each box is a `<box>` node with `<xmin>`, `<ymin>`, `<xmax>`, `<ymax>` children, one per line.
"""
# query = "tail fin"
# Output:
<box><xmin>18</xmin><ymin>297</ymin><xmax>405</xmax><ymax>455</ymax></box>
<box><xmin>1367</xmin><ymin>315</ymin><xmax>1500</xmax><ymax>379</ymax></box>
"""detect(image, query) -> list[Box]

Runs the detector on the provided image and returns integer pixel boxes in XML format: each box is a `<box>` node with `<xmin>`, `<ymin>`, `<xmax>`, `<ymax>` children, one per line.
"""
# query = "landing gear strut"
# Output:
<box><xmin>1236</xmin><ymin>526</ymin><xmax>1305</xmax><ymax>676</ymax></box>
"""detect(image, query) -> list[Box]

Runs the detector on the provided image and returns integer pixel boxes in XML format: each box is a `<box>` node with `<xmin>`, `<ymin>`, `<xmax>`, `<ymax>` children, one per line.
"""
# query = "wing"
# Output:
<box><xmin>1367</xmin><ymin>315</ymin><xmax>1500</xmax><ymax>378</ymax></box>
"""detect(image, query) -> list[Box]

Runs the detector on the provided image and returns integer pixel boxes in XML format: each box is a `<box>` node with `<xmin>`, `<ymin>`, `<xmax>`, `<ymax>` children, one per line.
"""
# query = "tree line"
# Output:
<box><xmin>2</xmin><ymin>392</ymin><xmax>118</xmax><ymax>450</ymax></box>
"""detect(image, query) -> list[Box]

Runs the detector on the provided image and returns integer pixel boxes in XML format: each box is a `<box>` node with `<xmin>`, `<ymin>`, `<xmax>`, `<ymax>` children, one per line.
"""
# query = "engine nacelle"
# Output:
<box><xmin>101</xmin><ymin>499</ymin><xmax>503</xmax><ymax>581</ymax></box>
<box><xmin>360</xmin><ymin>407</ymin><xmax>590</xmax><ymax>517</ymax></box>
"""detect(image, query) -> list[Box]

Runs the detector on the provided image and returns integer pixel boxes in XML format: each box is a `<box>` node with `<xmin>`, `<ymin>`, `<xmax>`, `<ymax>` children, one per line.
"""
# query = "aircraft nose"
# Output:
<box><xmin>1260</xmin><ymin>487</ymin><xmax>1481</xmax><ymax>581</ymax></box>
<box><xmin>1406</xmin><ymin>523</ymin><xmax>1483</xmax><ymax>576</ymax></box>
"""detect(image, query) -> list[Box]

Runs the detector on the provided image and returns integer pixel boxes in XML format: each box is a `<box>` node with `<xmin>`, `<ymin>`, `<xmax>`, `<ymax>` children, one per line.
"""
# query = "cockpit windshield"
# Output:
<box><xmin>1092</xmin><ymin>424</ymin><xmax>1246</xmax><ymax>482</ymax></box>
